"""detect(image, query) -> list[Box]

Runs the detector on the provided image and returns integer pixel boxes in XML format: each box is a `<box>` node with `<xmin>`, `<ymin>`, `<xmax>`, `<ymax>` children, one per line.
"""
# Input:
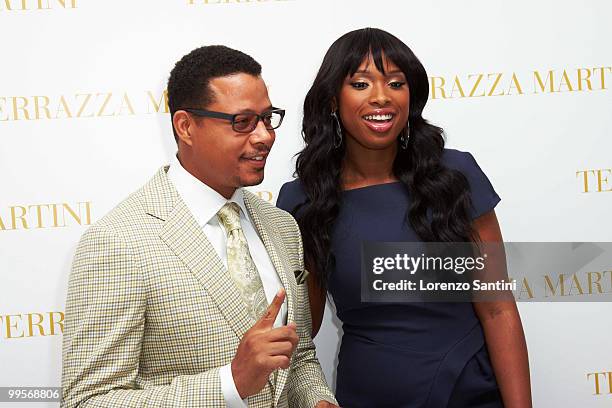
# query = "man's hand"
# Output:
<box><xmin>315</xmin><ymin>401</ymin><xmax>340</xmax><ymax>408</ymax></box>
<box><xmin>231</xmin><ymin>288</ymin><xmax>298</xmax><ymax>399</ymax></box>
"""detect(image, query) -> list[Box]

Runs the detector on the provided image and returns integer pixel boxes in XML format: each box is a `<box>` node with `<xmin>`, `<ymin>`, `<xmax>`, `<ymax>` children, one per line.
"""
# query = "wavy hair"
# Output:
<box><xmin>293</xmin><ymin>28</ymin><xmax>477</xmax><ymax>291</ymax></box>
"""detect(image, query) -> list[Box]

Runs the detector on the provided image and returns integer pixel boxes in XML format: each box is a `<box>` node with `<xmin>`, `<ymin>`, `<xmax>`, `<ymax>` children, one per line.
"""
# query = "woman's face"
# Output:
<box><xmin>337</xmin><ymin>54</ymin><xmax>410</xmax><ymax>151</ymax></box>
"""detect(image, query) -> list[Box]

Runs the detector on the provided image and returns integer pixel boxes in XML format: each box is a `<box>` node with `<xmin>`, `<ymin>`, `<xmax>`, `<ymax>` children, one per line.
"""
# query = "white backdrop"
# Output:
<box><xmin>1</xmin><ymin>1</ymin><xmax>611</xmax><ymax>407</ymax></box>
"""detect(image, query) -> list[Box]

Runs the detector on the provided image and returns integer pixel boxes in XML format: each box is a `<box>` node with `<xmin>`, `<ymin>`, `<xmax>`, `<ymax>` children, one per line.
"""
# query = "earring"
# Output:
<box><xmin>331</xmin><ymin>111</ymin><xmax>343</xmax><ymax>148</ymax></box>
<box><xmin>399</xmin><ymin>123</ymin><xmax>410</xmax><ymax>150</ymax></box>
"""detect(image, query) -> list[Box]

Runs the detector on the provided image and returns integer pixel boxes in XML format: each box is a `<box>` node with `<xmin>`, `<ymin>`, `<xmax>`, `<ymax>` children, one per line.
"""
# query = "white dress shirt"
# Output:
<box><xmin>167</xmin><ymin>155</ymin><xmax>287</xmax><ymax>407</ymax></box>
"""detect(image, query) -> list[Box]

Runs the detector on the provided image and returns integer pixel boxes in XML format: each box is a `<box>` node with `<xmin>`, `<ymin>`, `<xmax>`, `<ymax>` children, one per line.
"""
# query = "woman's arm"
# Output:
<box><xmin>307</xmin><ymin>272</ymin><xmax>326</xmax><ymax>338</ymax></box>
<box><xmin>472</xmin><ymin>210</ymin><xmax>533</xmax><ymax>408</ymax></box>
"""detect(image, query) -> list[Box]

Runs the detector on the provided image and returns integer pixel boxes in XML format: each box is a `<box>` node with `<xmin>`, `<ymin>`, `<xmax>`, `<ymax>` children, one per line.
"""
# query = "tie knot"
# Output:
<box><xmin>217</xmin><ymin>202</ymin><xmax>242</xmax><ymax>234</ymax></box>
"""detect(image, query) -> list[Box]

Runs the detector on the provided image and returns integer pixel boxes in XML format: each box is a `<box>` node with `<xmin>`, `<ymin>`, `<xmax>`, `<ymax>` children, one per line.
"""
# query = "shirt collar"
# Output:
<box><xmin>167</xmin><ymin>154</ymin><xmax>250</xmax><ymax>227</ymax></box>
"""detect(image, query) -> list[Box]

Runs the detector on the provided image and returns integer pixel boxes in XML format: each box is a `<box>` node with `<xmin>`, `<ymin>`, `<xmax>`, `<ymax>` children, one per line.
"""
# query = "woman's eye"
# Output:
<box><xmin>390</xmin><ymin>81</ymin><xmax>406</xmax><ymax>89</ymax></box>
<box><xmin>350</xmin><ymin>81</ymin><xmax>369</xmax><ymax>89</ymax></box>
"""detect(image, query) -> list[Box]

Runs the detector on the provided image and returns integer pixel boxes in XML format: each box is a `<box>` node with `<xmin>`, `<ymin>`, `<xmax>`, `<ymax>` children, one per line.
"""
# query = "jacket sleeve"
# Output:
<box><xmin>61</xmin><ymin>224</ymin><xmax>226</xmax><ymax>408</ymax></box>
<box><xmin>285</xmin><ymin>218</ymin><xmax>338</xmax><ymax>408</ymax></box>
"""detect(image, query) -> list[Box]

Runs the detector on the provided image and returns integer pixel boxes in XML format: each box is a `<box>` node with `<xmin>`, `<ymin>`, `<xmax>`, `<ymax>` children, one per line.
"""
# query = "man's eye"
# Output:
<box><xmin>390</xmin><ymin>81</ymin><xmax>406</xmax><ymax>89</ymax></box>
<box><xmin>350</xmin><ymin>82</ymin><xmax>369</xmax><ymax>89</ymax></box>
<box><xmin>235</xmin><ymin>117</ymin><xmax>251</xmax><ymax>124</ymax></box>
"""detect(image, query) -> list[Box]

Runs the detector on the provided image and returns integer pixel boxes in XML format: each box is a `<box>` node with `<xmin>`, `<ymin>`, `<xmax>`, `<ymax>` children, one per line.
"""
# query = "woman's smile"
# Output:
<box><xmin>361</xmin><ymin>108</ymin><xmax>397</xmax><ymax>133</ymax></box>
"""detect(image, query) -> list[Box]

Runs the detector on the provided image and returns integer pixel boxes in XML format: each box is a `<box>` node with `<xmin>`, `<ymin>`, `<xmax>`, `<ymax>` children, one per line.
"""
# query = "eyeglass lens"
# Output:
<box><xmin>233</xmin><ymin>111</ymin><xmax>282</xmax><ymax>132</ymax></box>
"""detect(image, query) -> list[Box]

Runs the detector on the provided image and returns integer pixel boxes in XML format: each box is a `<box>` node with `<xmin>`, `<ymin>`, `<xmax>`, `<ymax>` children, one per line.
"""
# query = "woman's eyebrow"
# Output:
<box><xmin>352</xmin><ymin>69</ymin><xmax>404</xmax><ymax>76</ymax></box>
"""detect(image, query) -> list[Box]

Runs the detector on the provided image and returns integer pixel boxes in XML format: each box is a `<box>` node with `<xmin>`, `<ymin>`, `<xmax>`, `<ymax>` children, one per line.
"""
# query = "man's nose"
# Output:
<box><xmin>250</xmin><ymin>118</ymin><xmax>275</xmax><ymax>146</ymax></box>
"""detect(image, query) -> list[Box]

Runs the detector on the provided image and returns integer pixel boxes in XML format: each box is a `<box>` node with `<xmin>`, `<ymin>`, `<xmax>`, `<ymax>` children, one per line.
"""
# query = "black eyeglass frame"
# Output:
<box><xmin>183</xmin><ymin>107</ymin><xmax>286</xmax><ymax>133</ymax></box>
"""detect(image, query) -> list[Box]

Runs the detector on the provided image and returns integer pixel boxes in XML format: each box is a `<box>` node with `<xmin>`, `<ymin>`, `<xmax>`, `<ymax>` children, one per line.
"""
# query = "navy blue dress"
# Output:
<box><xmin>277</xmin><ymin>149</ymin><xmax>503</xmax><ymax>408</ymax></box>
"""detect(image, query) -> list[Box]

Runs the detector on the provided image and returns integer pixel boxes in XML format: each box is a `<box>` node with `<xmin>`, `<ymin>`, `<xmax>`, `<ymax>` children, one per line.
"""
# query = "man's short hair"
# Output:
<box><xmin>167</xmin><ymin>45</ymin><xmax>262</xmax><ymax>142</ymax></box>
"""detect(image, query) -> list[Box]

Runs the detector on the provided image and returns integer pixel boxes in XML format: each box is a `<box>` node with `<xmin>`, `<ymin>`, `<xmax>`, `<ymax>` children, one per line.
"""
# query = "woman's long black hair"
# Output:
<box><xmin>294</xmin><ymin>28</ymin><xmax>476</xmax><ymax>292</ymax></box>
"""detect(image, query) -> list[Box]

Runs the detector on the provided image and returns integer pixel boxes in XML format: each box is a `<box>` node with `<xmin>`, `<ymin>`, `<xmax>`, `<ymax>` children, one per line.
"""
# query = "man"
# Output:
<box><xmin>61</xmin><ymin>45</ymin><xmax>338</xmax><ymax>408</ymax></box>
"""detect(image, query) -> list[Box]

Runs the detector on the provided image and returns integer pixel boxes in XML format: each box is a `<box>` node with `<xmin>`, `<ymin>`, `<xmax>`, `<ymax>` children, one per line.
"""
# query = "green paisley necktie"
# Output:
<box><xmin>217</xmin><ymin>202</ymin><xmax>268</xmax><ymax>321</ymax></box>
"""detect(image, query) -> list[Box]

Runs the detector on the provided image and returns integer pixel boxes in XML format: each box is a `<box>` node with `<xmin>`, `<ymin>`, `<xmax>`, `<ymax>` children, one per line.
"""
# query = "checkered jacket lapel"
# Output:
<box><xmin>160</xmin><ymin>204</ymin><xmax>253</xmax><ymax>338</ymax></box>
<box><xmin>244</xmin><ymin>190</ymin><xmax>296</xmax><ymax>404</ymax></box>
<box><xmin>146</xmin><ymin>167</ymin><xmax>254</xmax><ymax>340</ymax></box>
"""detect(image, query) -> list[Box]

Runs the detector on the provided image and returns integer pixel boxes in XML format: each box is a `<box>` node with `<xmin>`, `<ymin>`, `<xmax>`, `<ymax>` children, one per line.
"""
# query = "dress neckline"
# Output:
<box><xmin>342</xmin><ymin>181</ymin><xmax>403</xmax><ymax>193</ymax></box>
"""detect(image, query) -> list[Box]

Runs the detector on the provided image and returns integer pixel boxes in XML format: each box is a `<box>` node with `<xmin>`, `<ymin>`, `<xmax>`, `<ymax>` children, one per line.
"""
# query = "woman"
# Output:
<box><xmin>276</xmin><ymin>28</ymin><xmax>532</xmax><ymax>407</ymax></box>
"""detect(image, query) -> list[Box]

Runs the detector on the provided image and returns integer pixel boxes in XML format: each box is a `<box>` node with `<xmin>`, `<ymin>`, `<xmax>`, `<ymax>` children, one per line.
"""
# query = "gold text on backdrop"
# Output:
<box><xmin>0</xmin><ymin>312</ymin><xmax>64</xmax><ymax>339</ymax></box>
<box><xmin>0</xmin><ymin>202</ymin><xmax>92</xmax><ymax>230</ymax></box>
<box><xmin>576</xmin><ymin>169</ymin><xmax>612</xmax><ymax>193</ymax></box>
<box><xmin>430</xmin><ymin>67</ymin><xmax>611</xmax><ymax>99</ymax></box>
<box><xmin>0</xmin><ymin>0</ymin><xmax>76</xmax><ymax>11</ymax></box>
<box><xmin>587</xmin><ymin>372</ymin><xmax>612</xmax><ymax>395</ymax></box>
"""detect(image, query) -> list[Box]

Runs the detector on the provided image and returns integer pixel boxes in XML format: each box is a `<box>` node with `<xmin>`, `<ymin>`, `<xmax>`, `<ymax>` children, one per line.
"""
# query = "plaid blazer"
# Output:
<box><xmin>61</xmin><ymin>166</ymin><xmax>336</xmax><ymax>407</ymax></box>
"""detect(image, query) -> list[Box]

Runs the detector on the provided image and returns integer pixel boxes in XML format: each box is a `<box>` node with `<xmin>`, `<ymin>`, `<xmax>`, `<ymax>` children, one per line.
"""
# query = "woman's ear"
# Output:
<box><xmin>331</xmin><ymin>97</ymin><xmax>338</xmax><ymax>112</ymax></box>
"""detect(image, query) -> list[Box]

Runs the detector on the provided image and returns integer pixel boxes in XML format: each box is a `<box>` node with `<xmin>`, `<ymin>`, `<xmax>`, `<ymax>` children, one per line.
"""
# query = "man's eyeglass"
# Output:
<box><xmin>183</xmin><ymin>107</ymin><xmax>286</xmax><ymax>133</ymax></box>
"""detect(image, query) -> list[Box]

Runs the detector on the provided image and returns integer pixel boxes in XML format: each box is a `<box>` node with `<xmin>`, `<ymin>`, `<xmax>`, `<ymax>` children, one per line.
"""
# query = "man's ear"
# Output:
<box><xmin>172</xmin><ymin>110</ymin><xmax>194</xmax><ymax>146</ymax></box>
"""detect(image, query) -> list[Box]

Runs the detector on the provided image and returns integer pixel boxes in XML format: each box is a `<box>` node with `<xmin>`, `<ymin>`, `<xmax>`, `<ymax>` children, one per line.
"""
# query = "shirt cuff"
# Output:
<box><xmin>220</xmin><ymin>363</ymin><xmax>248</xmax><ymax>408</ymax></box>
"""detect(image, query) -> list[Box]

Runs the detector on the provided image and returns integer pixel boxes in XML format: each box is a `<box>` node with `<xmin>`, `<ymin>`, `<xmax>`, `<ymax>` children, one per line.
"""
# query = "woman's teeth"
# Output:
<box><xmin>363</xmin><ymin>114</ymin><xmax>394</xmax><ymax>122</ymax></box>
